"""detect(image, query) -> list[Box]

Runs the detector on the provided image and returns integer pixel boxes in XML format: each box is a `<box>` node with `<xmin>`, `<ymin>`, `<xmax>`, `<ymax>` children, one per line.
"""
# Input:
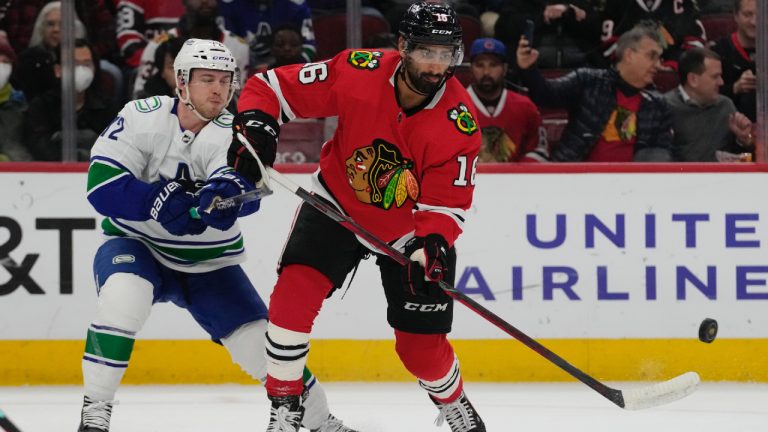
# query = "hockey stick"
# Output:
<box><xmin>0</xmin><ymin>408</ymin><xmax>22</xmax><ymax>432</ymax></box>
<box><xmin>236</xmin><ymin>134</ymin><xmax>700</xmax><ymax>410</ymax></box>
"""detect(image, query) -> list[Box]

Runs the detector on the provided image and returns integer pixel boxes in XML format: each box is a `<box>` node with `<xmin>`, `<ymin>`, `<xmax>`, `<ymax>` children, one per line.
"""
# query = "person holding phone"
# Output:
<box><xmin>516</xmin><ymin>22</ymin><xmax>674</xmax><ymax>162</ymax></box>
<box><xmin>493</xmin><ymin>1</ymin><xmax>601</xmax><ymax>69</ymax></box>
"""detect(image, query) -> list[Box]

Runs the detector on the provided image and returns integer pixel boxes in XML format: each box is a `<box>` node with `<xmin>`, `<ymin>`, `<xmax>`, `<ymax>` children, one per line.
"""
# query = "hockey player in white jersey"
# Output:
<box><xmin>78</xmin><ymin>38</ymin><xmax>357</xmax><ymax>432</ymax></box>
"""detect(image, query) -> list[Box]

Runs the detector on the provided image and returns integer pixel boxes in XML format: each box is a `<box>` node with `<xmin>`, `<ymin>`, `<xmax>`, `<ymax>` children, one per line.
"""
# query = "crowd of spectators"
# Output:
<box><xmin>0</xmin><ymin>0</ymin><xmax>759</xmax><ymax>163</ymax></box>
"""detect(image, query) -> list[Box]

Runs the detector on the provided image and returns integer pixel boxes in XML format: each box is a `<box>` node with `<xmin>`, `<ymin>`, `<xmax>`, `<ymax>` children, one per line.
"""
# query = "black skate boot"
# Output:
<box><xmin>431</xmin><ymin>391</ymin><xmax>486</xmax><ymax>432</ymax></box>
<box><xmin>310</xmin><ymin>414</ymin><xmax>360</xmax><ymax>432</ymax></box>
<box><xmin>77</xmin><ymin>396</ymin><xmax>114</xmax><ymax>432</ymax></box>
<box><xmin>266</xmin><ymin>394</ymin><xmax>305</xmax><ymax>432</ymax></box>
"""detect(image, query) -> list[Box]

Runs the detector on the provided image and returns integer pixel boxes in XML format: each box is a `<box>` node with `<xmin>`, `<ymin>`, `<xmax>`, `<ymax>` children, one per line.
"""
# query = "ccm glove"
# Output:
<box><xmin>148</xmin><ymin>180</ymin><xmax>206</xmax><ymax>236</ymax></box>
<box><xmin>402</xmin><ymin>234</ymin><xmax>450</xmax><ymax>297</ymax></box>
<box><xmin>197</xmin><ymin>171</ymin><xmax>259</xmax><ymax>231</ymax></box>
<box><xmin>228</xmin><ymin>109</ymin><xmax>279</xmax><ymax>185</ymax></box>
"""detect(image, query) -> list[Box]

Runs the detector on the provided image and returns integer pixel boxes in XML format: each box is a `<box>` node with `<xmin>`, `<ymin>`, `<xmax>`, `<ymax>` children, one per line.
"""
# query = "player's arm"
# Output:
<box><xmin>402</xmin><ymin>125</ymin><xmax>481</xmax><ymax>295</ymax></box>
<box><xmin>87</xmin><ymin>101</ymin><xmax>205</xmax><ymax>235</ymax></box>
<box><xmin>414</xmin><ymin>127</ymin><xmax>481</xmax><ymax>247</ymax></box>
<box><xmin>231</xmin><ymin>51</ymin><xmax>347</xmax><ymax>183</ymax></box>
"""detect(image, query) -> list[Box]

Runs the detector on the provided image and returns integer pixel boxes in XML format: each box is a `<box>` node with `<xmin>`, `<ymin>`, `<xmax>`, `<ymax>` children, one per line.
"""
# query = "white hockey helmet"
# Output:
<box><xmin>174</xmin><ymin>38</ymin><xmax>239</xmax><ymax>121</ymax></box>
<box><xmin>174</xmin><ymin>38</ymin><xmax>238</xmax><ymax>85</ymax></box>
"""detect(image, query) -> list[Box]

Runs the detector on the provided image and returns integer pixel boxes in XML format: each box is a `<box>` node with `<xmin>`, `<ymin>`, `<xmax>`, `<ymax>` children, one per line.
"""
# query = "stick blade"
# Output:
<box><xmin>621</xmin><ymin>371</ymin><xmax>700</xmax><ymax>410</ymax></box>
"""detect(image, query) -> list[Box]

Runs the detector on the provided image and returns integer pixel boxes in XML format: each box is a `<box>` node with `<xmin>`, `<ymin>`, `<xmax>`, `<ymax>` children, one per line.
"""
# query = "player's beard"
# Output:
<box><xmin>403</xmin><ymin>57</ymin><xmax>445</xmax><ymax>95</ymax></box>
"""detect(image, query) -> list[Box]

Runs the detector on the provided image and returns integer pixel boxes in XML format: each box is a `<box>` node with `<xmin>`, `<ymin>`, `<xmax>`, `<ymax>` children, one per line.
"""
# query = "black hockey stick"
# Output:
<box><xmin>237</xmin><ymin>134</ymin><xmax>700</xmax><ymax>410</ymax></box>
<box><xmin>0</xmin><ymin>408</ymin><xmax>22</xmax><ymax>432</ymax></box>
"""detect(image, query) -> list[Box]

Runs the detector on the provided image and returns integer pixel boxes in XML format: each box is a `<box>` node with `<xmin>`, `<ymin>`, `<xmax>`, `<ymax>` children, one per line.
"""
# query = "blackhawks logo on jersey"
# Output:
<box><xmin>448</xmin><ymin>103</ymin><xmax>478</xmax><ymax>136</ymax></box>
<box><xmin>347</xmin><ymin>50</ymin><xmax>382</xmax><ymax>70</ymax></box>
<box><xmin>345</xmin><ymin>139</ymin><xmax>419</xmax><ymax>210</ymax></box>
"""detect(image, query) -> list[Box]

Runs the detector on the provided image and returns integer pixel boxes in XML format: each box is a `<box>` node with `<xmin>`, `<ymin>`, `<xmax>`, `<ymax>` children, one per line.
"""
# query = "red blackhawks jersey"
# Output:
<box><xmin>466</xmin><ymin>86</ymin><xmax>547</xmax><ymax>162</ymax></box>
<box><xmin>238</xmin><ymin>49</ymin><xmax>481</xmax><ymax>246</ymax></box>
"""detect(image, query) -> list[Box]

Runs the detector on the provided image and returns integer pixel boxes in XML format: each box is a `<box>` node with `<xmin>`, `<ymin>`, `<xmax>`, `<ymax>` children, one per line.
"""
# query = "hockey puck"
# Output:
<box><xmin>698</xmin><ymin>318</ymin><xmax>718</xmax><ymax>343</ymax></box>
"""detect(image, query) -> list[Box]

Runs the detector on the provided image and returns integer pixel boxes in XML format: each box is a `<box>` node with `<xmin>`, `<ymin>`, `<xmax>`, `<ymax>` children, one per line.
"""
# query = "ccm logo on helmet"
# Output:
<box><xmin>431</xmin><ymin>29</ymin><xmax>453</xmax><ymax>34</ymax></box>
<box><xmin>404</xmin><ymin>302</ymin><xmax>448</xmax><ymax>312</ymax></box>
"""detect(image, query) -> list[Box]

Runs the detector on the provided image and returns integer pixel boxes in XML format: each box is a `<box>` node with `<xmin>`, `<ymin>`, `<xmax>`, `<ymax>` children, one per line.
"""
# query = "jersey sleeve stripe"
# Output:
<box><xmin>265</xmin><ymin>69</ymin><xmax>297</xmax><ymax>124</ymax></box>
<box><xmin>87</xmin><ymin>161</ymin><xmax>131</xmax><ymax>195</ymax></box>
<box><xmin>414</xmin><ymin>203</ymin><xmax>467</xmax><ymax>228</ymax></box>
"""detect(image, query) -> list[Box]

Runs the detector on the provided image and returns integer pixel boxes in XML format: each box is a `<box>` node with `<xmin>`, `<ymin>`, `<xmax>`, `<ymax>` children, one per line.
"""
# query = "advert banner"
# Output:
<box><xmin>1</xmin><ymin>170</ymin><xmax>766</xmax><ymax>340</ymax></box>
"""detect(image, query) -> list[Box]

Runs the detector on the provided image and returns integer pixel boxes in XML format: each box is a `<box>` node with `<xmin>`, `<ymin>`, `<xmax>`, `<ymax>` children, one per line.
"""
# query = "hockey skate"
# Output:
<box><xmin>310</xmin><ymin>413</ymin><xmax>360</xmax><ymax>432</ymax></box>
<box><xmin>267</xmin><ymin>394</ymin><xmax>305</xmax><ymax>432</ymax></box>
<box><xmin>77</xmin><ymin>396</ymin><xmax>114</xmax><ymax>432</ymax></box>
<box><xmin>431</xmin><ymin>391</ymin><xmax>486</xmax><ymax>432</ymax></box>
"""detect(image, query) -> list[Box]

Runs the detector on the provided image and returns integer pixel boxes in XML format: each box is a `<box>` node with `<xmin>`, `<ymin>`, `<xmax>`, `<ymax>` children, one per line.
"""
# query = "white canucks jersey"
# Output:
<box><xmin>87</xmin><ymin>95</ymin><xmax>245</xmax><ymax>273</ymax></box>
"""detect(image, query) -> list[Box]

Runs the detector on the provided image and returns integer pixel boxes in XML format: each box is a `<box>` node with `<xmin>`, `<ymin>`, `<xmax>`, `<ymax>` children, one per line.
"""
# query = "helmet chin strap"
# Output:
<box><xmin>176</xmin><ymin>83</ymin><xmax>213</xmax><ymax>122</ymax></box>
<box><xmin>176</xmin><ymin>72</ymin><xmax>237</xmax><ymax>123</ymax></box>
<box><xmin>400</xmin><ymin>65</ymin><xmax>431</xmax><ymax>96</ymax></box>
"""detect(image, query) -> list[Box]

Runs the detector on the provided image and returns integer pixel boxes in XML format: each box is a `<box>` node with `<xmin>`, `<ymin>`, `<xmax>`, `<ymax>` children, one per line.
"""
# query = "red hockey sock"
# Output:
<box><xmin>269</xmin><ymin>264</ymin><xmax>334</xmax><ymax>333</ymax></box>
<box><xmin>265</xmin><ymin>375</ymin><xmax>304</xmax><ymax>397</ymax></box>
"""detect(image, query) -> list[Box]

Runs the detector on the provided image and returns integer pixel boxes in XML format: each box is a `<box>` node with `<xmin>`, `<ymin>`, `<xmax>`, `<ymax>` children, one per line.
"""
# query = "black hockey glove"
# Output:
<box><xmin>402</xmin><ymin>234</ymin><xmax>449</xmax><ymax>297</ymax></box>
<box><xmin>228</xmin><ymin>109</ymin><xmax>280</xmax><ymax>185</ymax></box>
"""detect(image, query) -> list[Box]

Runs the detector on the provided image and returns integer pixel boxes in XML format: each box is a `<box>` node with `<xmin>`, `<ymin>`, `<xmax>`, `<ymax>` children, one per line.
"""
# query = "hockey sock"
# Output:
<box><xmin>268</xmin><ymin>264</ymin><xmax>333</xmax><ymax>333</ymax></box>
<box><xmin>83</xmin><ymin>273</ymin><xmax>153</xmax><ymax>401</ymax></box>
<box><xmin>82</xmin><ymin>323</ymin><xmax>136</xmax><ymax>401</ymax></box>
<box><xmin>265</xmin><ymin>323</ymin><xmax>310</xmax><ymax>396</ymax></box>
<box><xmin>395</xmin><ymin>330</ymin><xmax>464</xmax><ymax>403</ymax></box>
<box><xmin>301</xmin><ymin>368</ymin><xmax>331</xmax><ymax>430</ymax></box>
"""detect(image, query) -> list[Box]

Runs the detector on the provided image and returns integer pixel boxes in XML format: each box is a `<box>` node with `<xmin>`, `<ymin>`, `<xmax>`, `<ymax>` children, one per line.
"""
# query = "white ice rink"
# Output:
<box><xmin>1</xmin><ymin>382</ymin><xmax>766</xmax><ymax>432</ymax></box>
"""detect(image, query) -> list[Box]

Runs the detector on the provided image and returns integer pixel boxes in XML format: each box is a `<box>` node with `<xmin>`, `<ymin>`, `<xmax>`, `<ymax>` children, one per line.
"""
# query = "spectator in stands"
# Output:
<box><xmin>597</xmin><ymin>0</ymin><xmax>705</xmax><ymax>70</ymax></box>
<box><xmin>467</xmin><ymin>38</ymin><xmax>547</xmax><ymax>162</ymax></box>
<box><xmin>713</xmin><ymin>0</ymin><xmax>756</xmax><ymax>121</ymax></box>
<box><xmin>0</xmin><ymin>38</ymin><xmax>32</xmax><ymax>161</ymax></box>
<box><xmin>664</xmin><ymin>47</ymin><xmax>753</xmax><ymax>162</ymax></box>
<box><xmin>494</xmin><ymin>1</ymin><xmax>601</xmax><ymax>69</ymax></box>
<box><xmin>517</xmin><ymin>22</ymin><xmax>673</xmax><ymax>162</ymax></box>
<box><xmin>217</xmin><ymin>0</ymin><xmax>316</xmax><ymax>67</ymax></box>
<box><xmin>132</xmin><ymin>0</ymin><xmax>249</xmax><ymax>99</ymax></box>
<box><xmin>135</xmin><ymin>36</ymin><xmax>184</xmax><ymax>99</ymax></box>
<box><xmin>13</xmin><ymin>2</ymin><xmax>87</xmax><ymax>100</ymax></box>
<box><xmin>116</xmin><ymin>0</ymin><xmax>184</xmax><ymax>69</ymax></box>
<box><xmin>252</xmin><ymin>25</ymin><xmax>305</xmax><ymax>73</ymax></box>
<box><xmin>24</xmin><ymin>39</ymin><xmax>117</xmax><ymax>161</ymax></box>
<box><xmin>1</xmin><ymin>0</ymin><xmax>114</xmax><ymax>59</ymax></box>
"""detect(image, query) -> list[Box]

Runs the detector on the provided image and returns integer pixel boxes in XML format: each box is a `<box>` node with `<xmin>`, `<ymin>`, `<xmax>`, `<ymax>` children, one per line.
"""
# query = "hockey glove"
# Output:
<box><xmin>197</xmin><ymin>171</ymin><xmax>259</xmax><ymax>231</ymax></box>
<box><xmin>148</xmin><ymin>180</ymin><xmax>206</xmax><ymax>236</ymax></box>
<box><xmin>228</xmin><ymin>109</ymin><xmax>280</xmax><ymax>185</ymax></box>
<box><xmin>402</xmin><ymin>234</ymin><xmax>450</xmax><ymax>297</ymax></box>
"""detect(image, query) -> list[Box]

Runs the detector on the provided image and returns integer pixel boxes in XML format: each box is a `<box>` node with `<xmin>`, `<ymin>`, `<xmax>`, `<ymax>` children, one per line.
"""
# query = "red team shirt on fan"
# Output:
<box><xmin>587</xmin><ymin>90</ymin><xmax>642</xmax><ymax>162</ymax></box>
<box><xmin>466</xmin><ymin>86</ymin><xmax>545</xmax><ymax>162</ymax></box>
<box><xmin>238</xmin><ymin>50</ymin><xmax>481</xmax><ymax>246</ymax></box>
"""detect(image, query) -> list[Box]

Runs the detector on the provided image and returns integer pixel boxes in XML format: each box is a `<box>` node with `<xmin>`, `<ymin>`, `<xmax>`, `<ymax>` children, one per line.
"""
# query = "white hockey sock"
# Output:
<box><xmin>419</xmin><ymin>355</ymin><xmax>462</xmax><ymax>401</ymax></box>
<box><xmin>265</xmin><ymin>323</ymin><xmax>310</xmax><ymax>382</ymax></box>
<box><xmin>82</xmin><ymin>273</ymin><xmax>153</xmax><ymax>401</ymax></box>
<box><xmin>301</xmin><ymin>373</ymin><xmax>331</xmax><ymax>430</ymax></box>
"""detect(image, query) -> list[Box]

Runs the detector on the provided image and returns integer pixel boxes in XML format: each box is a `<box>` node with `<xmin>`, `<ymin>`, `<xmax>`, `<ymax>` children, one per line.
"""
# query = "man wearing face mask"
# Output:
<box><xmin>0</xmin><ymin>38</ymin><xmax>32</xmax><ymax>161</ymax></box>
<box><xmin>23</xmin><ymin>38</ymin><xmax>118</xmax><ymax>161</ymax></box>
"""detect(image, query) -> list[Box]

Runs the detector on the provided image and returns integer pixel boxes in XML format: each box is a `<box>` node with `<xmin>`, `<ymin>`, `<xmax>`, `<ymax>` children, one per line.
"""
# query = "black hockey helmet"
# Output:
<box><xmin>399</xmin><ymin>1</ymin><xmax>463</xmax><ymax>49</ymax></box>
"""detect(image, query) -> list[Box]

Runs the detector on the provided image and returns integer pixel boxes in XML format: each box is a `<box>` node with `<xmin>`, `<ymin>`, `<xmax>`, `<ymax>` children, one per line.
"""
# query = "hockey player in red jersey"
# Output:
<box><xmin>228</xmin><ymin>2</ymin><xmax>485</xmax><ymax>431</ymax></box>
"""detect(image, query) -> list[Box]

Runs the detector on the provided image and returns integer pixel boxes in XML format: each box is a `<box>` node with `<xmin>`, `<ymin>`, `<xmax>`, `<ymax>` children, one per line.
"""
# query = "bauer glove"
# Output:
<box><xmin>197</xmin><ymin>171</ymin><xmax>259</xmax><ymax>231</ymax></box>
<box><xmin>147</xmin><ymin>180</ymin><xmax>206</xmax><ymax>236</ymax></box>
